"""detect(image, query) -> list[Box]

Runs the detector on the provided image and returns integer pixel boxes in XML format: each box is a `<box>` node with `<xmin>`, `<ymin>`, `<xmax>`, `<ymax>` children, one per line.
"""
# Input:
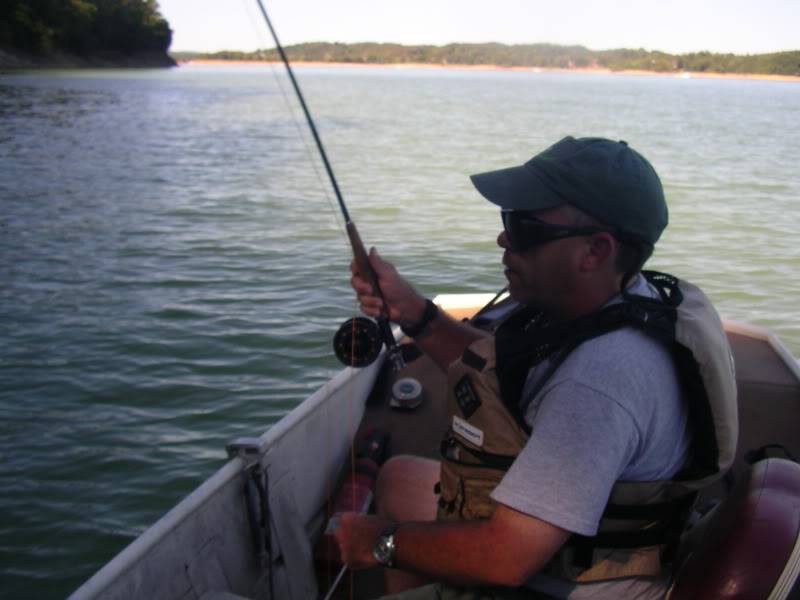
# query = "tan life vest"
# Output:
<box><xmin>436</xmin><ymin>272</ymin><xmax>738</xmax><ymax>582</ymax></box>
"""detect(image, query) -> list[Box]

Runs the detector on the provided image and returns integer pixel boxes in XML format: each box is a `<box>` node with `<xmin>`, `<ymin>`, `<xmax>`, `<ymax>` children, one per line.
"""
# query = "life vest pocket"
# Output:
<box><xmin>459</xmin><ymin>476</ymin><xmax>499</xmax><ymax>520</ymax></box>
<box><xmin>437</xmin><ymin>457</ymin><xmax>503</xmax><ymax>521</ymax></box>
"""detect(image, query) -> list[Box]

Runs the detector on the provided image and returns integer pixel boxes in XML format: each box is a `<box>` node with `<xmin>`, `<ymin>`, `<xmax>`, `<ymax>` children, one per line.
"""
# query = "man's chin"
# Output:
<box><xmin>506</xmin><ymin>282</ymin><xmax>533</xmax><ymax>305</ymax></box>
<box><xmin>504</xmin><ymin>280</ymin><xmax>544</xmax><ymax>309</ymax></box>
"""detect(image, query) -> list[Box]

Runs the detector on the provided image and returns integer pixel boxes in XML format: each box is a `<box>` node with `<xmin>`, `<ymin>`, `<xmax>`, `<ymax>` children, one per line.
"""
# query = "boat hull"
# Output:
<box><xmin>69</xmin><ymin>357</ymin><xmax>384</xmax><ymax>600</ymax></box>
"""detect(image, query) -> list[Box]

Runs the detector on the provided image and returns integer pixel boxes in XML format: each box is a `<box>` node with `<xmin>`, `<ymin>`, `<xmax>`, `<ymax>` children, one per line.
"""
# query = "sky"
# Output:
<box><xmin>158</xmin><ymin>0</ymin><xmax>799</xmax><ymax>56</ymax></box>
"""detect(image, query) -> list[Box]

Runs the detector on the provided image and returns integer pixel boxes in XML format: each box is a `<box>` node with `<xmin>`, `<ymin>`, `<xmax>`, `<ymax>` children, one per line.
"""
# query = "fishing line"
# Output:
<box><xmin>245</xmin><ymin>0</ymin><xmax>361</xmax><ymax>379</ymax></box>
<box><xmin>253</xmin><ymin>0</ymin><xmax>348</xmax><ymax>220</ymax></box>
<box><xmin>250</xmin><ymin>7</ymin><xmax>423</xmax><ymax>599</ymax></box>
<box><xmin>241</xmin><ymin>0</ymin><xmax>348</xmax><ymax>244</ymax></box>
<box><xmin>253</xmin><ymin>0</ymin><xmax>408</xmax><ymax>373</ymax></box>
<box><xmin>266</xmin><ymin>69</ymin><xmax>348</xmax><ymax>241</ymax></box>
<box><xmin>244</xmin><ymin>0</ymin><xmax>379</xmax><ymax>358</ymax></box>
<box><xmin>240</xmin><ymin>10</ymin><xmax>356</xmax><ymax>597</ymax></box>
<box><xmin>245</xmin><ymin>10</ymin><xmax>362</xmax><ymax>600</ymax></box>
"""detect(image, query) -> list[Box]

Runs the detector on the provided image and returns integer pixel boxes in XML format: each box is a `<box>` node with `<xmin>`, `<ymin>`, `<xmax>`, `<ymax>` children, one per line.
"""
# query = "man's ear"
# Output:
<box><xmin>580</xmin><ymin>232</ymin><xmax>616</xmax><ymax>272</ymax></box>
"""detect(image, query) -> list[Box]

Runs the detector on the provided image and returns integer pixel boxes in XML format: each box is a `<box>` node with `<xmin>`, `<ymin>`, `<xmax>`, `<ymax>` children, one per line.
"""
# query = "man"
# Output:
<box><xmin>334</xmin><ymin>137</ymin><xmax>736</xmax><ymax>599</ymax></box>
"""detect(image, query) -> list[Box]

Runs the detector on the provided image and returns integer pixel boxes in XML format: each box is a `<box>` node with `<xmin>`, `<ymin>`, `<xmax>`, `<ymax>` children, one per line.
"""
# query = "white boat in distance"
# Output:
<box><xmin>69</xmin><ymin>293</ymin><xmax>800</xmax><ymax>600</ymax></box>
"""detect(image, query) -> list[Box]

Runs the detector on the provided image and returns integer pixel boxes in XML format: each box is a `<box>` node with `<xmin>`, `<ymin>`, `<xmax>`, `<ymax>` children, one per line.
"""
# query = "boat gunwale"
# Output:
<box><xmin>723</xmin><ymin>319</ymin><xmax>800</xmax><ymax>381</ymax></box>
<box><xmin>68</xmin><ymin>356</ymin><xmax>385</xmax><ymax>599</ymax></box>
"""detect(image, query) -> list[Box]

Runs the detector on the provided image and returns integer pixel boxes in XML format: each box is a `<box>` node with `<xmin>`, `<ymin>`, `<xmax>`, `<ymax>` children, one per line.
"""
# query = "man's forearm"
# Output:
<box><xmin>392</xmin><ymin>517</ymin><xmax>549</xmax><ymax>588</ymax></box>
<box><xmin>412</xmin><ymin>309</ymin><xmax>489</xmax><ymax>372</ymax></box>
<box><xmin>334</xmin><ymin>507</ymin><xmax>568</xmax><ymax>587</ymax></box>
<box><xmin>394</xmin><ymin>520</ymin><xmax>512</xmax><ymax>586</ymax></box>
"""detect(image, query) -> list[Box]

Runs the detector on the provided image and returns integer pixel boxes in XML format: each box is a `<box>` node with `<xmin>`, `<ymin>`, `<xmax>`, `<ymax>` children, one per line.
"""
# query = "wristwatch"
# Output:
<box><xmin>401</xmin><ymin>299</ymin><xmax>439</xmax><ymax>338</ymax></box>
<box><xmin>373</xmin><ymin>523</ymin><xmax>399</xmax><ymax>568</ymax></box>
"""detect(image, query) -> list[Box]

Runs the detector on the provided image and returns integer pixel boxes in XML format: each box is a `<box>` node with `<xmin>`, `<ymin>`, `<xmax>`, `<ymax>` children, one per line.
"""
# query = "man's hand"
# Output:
<box><xmin>350</xmin><ymin>248</ymin><xmax>426</xmax><ymax>328</ymax></box>
<box><xmin>331</xmin><ymin>512</ymin><xmax>393</xmax><ymax>570</ymax></box>
<box><xmin>351</xmin><ymin>247</ymin><xmax>487</xmax><ymax>371</ymax></box>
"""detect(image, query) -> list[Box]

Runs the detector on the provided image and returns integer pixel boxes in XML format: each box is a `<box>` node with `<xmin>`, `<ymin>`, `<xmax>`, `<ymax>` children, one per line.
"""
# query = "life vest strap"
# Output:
<box><xmin>569</xmin><ymin>492</ymin><xmax>696</xmax><ymax>568</ymax></box>
<box><xmin>439</xmin><ymin>436</ymin><xmax>516</xmax><ymax>471</ymax></box>
<box><xmin>603</xmin><ymin>494</ymin><xmax>695</xmax><ymax>520</ymax></box>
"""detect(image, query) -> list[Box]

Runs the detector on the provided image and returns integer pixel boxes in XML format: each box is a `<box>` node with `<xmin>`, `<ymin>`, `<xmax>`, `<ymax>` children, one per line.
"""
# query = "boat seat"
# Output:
<box><xmin>668</xmin><ymin>458</ymin><xmax>800</xmax><ymax>599</ymax></box>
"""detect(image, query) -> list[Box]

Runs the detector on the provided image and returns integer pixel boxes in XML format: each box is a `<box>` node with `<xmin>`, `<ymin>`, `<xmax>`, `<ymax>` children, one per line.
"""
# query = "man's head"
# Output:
<box><xmin>470</xmin><ymin>137</ymin><xmax>668</xmax><ymax>316</ymax></box>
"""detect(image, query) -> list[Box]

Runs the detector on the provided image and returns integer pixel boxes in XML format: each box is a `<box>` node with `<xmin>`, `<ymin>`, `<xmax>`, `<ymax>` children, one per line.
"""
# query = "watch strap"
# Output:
<box><xmin>401</xmin><ymin>299</ymin><xmax>439</xmax><ymax>338</ymax></box>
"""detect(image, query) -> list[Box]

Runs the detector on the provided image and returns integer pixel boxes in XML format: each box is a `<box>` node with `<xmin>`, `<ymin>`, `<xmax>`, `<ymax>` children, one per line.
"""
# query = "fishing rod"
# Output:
<box><xmin>252</xmin><ymin>5</ymin><xmax>422</xmax><ymax>597</ymax></box>
<box><xmin>254</xmin><ymin>0</ymin><xmax>406</xmax><ymax>372</ymax></box>
<box><xmin>320</xmin><ymin>564</ymin><xmax>348</xmax><ymax>600</ymax></box>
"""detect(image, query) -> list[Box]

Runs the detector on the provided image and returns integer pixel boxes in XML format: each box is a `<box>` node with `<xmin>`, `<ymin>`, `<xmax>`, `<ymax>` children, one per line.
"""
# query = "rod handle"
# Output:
<box><xmin>346</xmin><ymin>221</ymin><xmax>402</xmax><ymax>363</ymax></box>
<box><xmin>347</xmin><ymin>221</ymin><xmax>384</xmax><ymax>305</ymax></box>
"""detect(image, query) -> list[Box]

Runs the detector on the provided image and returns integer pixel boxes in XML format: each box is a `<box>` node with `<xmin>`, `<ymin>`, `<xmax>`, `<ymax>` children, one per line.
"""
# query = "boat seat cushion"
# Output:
<box><xmin>669</xmin><ymin>458</ymin><xmax>800</xmax><ymax>599</ymax></box>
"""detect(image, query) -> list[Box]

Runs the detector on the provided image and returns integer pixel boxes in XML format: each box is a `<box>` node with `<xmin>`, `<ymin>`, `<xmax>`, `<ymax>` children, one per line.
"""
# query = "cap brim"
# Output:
<box><xmin>470</xmin><ymin>164</ymin><xmax>565</xmax><ymax>211</ymax></box>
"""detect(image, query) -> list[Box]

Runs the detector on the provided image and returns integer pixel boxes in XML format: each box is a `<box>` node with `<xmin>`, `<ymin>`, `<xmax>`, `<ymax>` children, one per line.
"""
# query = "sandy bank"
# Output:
<box><xmin>180</xmin><ymin>58</ymin><xmax>800</xmax><ymax>83</ymax></box>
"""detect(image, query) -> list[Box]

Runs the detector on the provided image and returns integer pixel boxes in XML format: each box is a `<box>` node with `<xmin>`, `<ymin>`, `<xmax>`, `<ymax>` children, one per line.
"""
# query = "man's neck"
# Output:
<box><xmin>546</xmin><ymin>273</ymin><xmax>632</xmax><ymax>322</ymax></box>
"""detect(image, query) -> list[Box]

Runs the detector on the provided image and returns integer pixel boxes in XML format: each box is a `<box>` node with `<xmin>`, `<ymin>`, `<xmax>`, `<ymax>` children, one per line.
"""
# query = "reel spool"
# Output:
<box><xmin>390</xmin><ymin>377</ymin><xmax>423</xmax><ymax>410</ymax></box>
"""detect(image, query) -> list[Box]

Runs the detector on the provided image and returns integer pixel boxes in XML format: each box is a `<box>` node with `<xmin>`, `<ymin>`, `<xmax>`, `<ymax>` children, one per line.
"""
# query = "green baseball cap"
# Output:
<box><xmin>470</xmin><ymin>136</ymin><xmax>668</xmax><ymax>245</ymax></box>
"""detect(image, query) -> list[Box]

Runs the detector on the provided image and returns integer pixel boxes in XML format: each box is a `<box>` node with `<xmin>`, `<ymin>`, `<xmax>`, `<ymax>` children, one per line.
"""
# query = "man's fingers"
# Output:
<box><xmin>350</xmin><ymin>270</ymin><xmax>385</xmax><ymax>318</ymax></box>
<box><xmin>368</xmin><ymin>247</ymin><xmax>391</xmax><ymax>276</ymax></box>
<box><xmin>350</xmin><ymin>259</ymin><xmax>371</xmax><ymax>289</ymax></box>
<box><xmin>351</xmin><ymin>248</ymin><xmax>402</xmax><ymax>321</ymax></box>
<box><xmin>351</xmin><ymin>274</ymin><xmax>374</xmax><ymax>296</ymax></box>
<box><xmin>358</xmin><ymin>296</ymin><xmax>384</xmax><ymax>318</ymax></box>
<box><xmin>332</xmin><ymin>512</ymin><xmax>386</xmax><ymax>570</ymax></box>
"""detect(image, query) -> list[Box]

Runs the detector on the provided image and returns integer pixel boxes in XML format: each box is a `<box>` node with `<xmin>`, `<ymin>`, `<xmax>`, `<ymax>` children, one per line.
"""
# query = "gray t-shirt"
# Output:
<box><xmin>490</xmin><ymin>275</ymin><xmax>691</xmax><ymax>599</ymax></box>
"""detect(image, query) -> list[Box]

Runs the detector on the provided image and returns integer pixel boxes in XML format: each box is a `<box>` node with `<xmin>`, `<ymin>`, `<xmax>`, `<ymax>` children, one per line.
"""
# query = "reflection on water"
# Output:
<box><xmin>0</xmin><ymin>65</ymin><xmax>799</xmax><ymax>597</ymax></box>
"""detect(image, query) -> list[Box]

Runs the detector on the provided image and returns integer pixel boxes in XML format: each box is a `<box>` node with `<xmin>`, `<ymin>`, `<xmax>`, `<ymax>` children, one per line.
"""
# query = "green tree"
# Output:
<box><xmin>0</xmin><ymin>0</ymin><xmax>172</xmax><ymax>58</ymax></box>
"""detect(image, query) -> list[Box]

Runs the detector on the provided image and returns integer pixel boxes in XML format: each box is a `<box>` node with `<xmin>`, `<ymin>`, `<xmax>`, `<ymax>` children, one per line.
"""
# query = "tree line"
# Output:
<box><xmin>0</xmin><ymin>0</ymin><xmax>172</xmax><ymax>59</ymax></box>
<box><xmin>180</xmin><ymin>42</ymin><xmax>800</xmax><ymax>77</ymax></box>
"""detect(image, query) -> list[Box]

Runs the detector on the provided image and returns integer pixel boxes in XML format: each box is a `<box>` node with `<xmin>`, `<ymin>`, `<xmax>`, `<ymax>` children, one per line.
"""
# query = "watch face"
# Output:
<box><xmin>374</xmin><ymin>533</ymin><xmax>394</xmax><ymax>566</ymax></box>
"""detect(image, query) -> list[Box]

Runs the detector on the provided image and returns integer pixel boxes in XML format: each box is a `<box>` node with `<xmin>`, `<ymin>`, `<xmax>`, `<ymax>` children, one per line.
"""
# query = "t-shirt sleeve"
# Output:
<box><xmin>490</xmin><ymin>378</ymin><xmax>640</xmax><ymax>536</ymax></box>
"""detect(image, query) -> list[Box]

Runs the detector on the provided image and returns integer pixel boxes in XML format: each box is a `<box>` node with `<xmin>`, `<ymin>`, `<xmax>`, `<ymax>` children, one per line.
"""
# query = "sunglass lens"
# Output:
<box><xmin>502</xmin><ymin>212</ymin><xmax>529</xmax><ymax>252</ymax></box>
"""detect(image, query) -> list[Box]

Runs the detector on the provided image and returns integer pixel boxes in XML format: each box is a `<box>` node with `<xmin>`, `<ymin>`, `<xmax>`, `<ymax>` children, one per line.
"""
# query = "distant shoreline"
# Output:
<box><xmin>180</xmin><ymin>59</ymin><xmax>800</xmax><ymax>83</ymax></box>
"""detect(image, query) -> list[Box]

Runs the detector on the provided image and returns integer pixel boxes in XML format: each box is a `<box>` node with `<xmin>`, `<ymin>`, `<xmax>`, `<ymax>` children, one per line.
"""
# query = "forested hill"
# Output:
<box><xmin>0</xmin><ymin>0</ymin><xmax>174</xmax><ymax>68</ymax></box>
<box><xmin>181</xmin><ymin>42</ymin><xmax>800</xmax><ymax>77</ymax></box>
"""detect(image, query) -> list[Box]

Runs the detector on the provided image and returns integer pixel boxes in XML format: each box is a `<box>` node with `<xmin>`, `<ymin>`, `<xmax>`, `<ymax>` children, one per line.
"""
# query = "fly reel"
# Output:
<box><xmin>333</xmin><ymin>316</ymin><xmax>425</xmax><ymax>410</ymax></box>
<box><xmin>333</xmin><ymin>317</ymin><xmax>383</xmax><ymax>367</ymax></box>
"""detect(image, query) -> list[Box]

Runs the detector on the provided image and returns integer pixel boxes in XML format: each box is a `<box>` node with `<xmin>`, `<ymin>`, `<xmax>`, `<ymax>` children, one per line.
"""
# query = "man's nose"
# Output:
<box><xmin>497</xmin><ymin>230</ymin><xmax>511</xmax><ymax>249</ymax></box>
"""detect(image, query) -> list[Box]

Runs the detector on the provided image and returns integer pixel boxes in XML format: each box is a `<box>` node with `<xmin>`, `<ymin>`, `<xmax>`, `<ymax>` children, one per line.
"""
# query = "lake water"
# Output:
<box><xmin>1</xmin><ymin>64</ymin><xmax>798</xmax><ymax>598</ymax></box>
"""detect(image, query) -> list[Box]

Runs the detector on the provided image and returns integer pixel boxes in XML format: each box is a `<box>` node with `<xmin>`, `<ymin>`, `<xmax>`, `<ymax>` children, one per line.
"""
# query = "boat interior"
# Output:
<box><xmin>318</xmin><ymin>294</ymin><xmax>800</xmax><ymax>599</ymax></box>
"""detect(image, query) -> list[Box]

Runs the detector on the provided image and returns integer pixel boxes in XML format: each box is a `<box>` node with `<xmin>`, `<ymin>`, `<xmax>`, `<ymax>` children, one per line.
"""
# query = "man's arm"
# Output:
<box><xmin>334</xmin><ymin>504</ymin><xmax>570</xmax><ymax>587</ymax></box>
<box><xmin>351</xmin><ymin>248</ymin><xmax>488</xmax><ymax>371</ymax></box>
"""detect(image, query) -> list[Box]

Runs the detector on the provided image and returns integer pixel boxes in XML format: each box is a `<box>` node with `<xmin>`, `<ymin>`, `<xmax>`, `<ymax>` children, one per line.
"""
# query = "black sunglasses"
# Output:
<box><xmin>501</xmin><ymin>209</ymin><xmax>610</xmax><ymax>253</ymax></box>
